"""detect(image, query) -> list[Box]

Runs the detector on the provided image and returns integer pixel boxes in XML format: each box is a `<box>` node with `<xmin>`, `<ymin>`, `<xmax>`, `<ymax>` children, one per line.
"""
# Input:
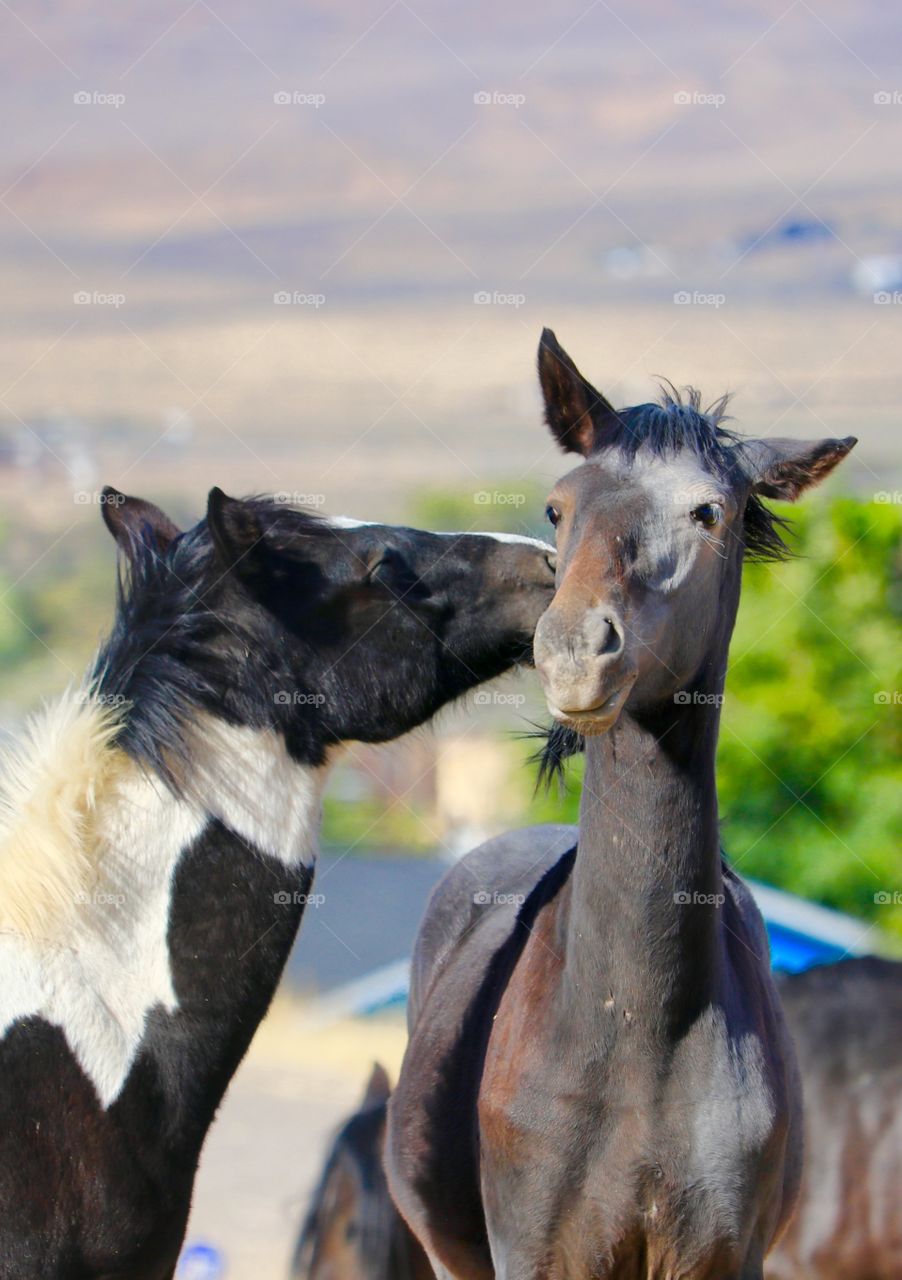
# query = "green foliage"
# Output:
<box><xmin>408</xmin><ymin>482</ymin><xmax>549</xmax><ymax>540</ymax></box>
<box><xmin>321</xmin><ymin>794</ymin><xmax>438</xmax><ymax>854</ymax></box>
<box><xmin>719</xmin><ymin>498</ymin><xmax>902</xmax><ymax>940</ymax></box>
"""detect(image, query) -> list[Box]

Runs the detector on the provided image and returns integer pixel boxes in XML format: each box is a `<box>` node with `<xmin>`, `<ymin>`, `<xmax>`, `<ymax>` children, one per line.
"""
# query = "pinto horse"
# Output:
<box><xmin>388</xmin><ymin>330</ymin><xmax>857</xmax><ymax>1280</ymax></box>
<box><xmin>0</xmin><ymin>487</ymin><xmax>554</xmax><ymax>1279</ymax></box>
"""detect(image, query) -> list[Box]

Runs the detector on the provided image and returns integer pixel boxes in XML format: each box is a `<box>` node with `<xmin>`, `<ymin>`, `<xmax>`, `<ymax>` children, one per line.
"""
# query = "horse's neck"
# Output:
<box><xmin>3</xmin><ymin>711</ymin><xmax>329</xmax><ymax>1116</ymax></box>
<box><xmin>565</xmin><ymin>692</ymin><xmax>725</xmax><ymax>1023</ymax></box>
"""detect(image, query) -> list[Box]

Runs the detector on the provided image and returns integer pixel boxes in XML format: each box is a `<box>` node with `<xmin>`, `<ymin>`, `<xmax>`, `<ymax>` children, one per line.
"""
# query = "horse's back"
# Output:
<box><xmin>408</xmin><ymin>823</ymin><xmax>578</xmax><ymax>1023</ymax></box>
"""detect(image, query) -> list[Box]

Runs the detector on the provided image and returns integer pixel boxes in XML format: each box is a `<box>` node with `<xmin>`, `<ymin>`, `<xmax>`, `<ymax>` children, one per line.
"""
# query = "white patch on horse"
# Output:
<box><xmin>468</xmin><ymin>531</ymin><xmax>555</xmax><ymax>551</ymax></box>
<box><xmin>0</xmin><ymin>692</ymin><xmax>329</xmax><ymax>1107</ymax></box>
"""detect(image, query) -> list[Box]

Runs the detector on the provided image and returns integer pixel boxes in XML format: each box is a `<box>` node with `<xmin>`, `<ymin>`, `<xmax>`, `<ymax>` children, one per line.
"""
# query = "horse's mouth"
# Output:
<box><xmin>546</xmin><ymin>679</ymin><xmax>634</xmax><ymax>736</ymax></box>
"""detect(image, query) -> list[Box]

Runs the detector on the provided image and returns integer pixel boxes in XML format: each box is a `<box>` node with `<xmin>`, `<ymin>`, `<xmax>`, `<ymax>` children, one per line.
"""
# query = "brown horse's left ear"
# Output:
<box><xmin>744</xmin><ymin>436</ymin><xmax>857</xmax><ymax>501</ymax></box>
<box><xmin>100</xmin><ymin>487</ymin><xmax>181</xmax><ymax>559</ymax></box>
<box><xmin>537</xmin><ymin>329</ymin><xmax>621</xmax><ymax>456</ymax></box>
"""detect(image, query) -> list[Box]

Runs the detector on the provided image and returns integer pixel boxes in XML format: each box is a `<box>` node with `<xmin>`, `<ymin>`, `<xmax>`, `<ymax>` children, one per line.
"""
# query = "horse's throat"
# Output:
<box><xmin>567</xmin><ymin>705</ymin><xmax>724</xmax><ymax>1013</ymax></box>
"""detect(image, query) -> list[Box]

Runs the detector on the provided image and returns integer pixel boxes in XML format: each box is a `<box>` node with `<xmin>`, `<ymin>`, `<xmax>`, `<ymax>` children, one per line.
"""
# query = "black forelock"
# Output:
<box><xmin>602</xmin><ymin>385</ymin><xmax>791</xmax><ymax>563</ymax></box>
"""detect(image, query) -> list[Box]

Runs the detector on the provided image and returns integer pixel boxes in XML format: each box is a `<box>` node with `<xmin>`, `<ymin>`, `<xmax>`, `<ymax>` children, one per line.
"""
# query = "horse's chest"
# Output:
<box><xmin>479</xmin><ymin>1010</ymin><xmax>781</xmax><ymax>1279</ymax></box>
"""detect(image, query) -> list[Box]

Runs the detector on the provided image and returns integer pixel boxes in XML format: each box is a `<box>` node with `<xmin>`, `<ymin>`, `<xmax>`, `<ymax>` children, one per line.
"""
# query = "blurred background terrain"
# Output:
<box><xmin>1</xmin><ymin>1</ymin><xmax>900</xmax><ymax>1274</ymax></box>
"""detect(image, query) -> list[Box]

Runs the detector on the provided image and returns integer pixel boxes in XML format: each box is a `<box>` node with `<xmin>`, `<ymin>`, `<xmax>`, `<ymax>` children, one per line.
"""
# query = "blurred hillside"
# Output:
<box><xmin>0</xmin><ymin>0</ymin><xmax>901</xmax><ymax>520</ymax></box>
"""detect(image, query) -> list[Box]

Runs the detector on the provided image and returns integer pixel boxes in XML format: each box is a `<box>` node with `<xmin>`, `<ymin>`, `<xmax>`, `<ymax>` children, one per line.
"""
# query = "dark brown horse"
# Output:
<box><xmin>291</xmin><ymin>1064</ymin><xmax>431</xmax><ymax>1280</ymax></box>
<box><xmin>387</xmin><ymin>330</ymin><xmax>857</xmax><ymax>1280</ymax></box>
<box><xmin>766</xmin><ymin>957</ymin><xmax>902</xmax><ymax>1280</ymax></box>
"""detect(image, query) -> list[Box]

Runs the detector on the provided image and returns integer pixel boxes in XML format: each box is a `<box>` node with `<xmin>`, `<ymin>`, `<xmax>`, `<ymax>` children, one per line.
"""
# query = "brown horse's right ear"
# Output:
<box><xmin>537</xmin><ymin>329</ymin><xmax>620</xmax><ymax>456</ymax></box>
<box><xmin>360</xmin><ymin>1062</ymin><xmax>392</xmax><ymax>1110</ymax></box>
<box><xmin>101</xmin><ymin>487</ymin><xmax>181</xmax><ymax>559</ymax></box>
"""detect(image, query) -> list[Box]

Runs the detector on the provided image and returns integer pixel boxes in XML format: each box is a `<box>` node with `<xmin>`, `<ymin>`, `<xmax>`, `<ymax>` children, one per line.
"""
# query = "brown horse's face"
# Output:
<box><xmin>297</xmin><ymin>1147</ymin><xmax>366</xmax><ymax>1280</ymax></box>
<box><xmin>535</xmin><ymin>451</ymin><xmax>743</xmax><ymax>733</ymax></box>
<box><xmin>532</xmin><ymin>328</ymin><xmax>856</xmax><ymax>735</ymax></box>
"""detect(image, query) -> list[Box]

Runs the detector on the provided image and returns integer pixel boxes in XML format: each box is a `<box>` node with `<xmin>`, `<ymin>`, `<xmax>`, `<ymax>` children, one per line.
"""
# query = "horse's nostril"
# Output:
<box><xmin>545</xmin><ymin>551</ymin><xmax>557</xmax><ymax>573</ymax></box>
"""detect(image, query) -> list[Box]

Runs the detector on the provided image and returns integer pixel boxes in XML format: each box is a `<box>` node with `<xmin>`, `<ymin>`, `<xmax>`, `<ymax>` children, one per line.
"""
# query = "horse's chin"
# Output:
<box><xmin>546</xmin><ymin>681</ymin><xmax>632</xmax><ymax>737</ymax></box>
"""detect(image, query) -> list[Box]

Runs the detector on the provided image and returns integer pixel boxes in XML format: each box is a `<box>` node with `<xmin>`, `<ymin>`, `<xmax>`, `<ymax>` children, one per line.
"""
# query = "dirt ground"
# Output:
<box><xmin>184</xmin><ymin>999</ymin><xmax>409</xmax><ymax>1280</ymax></box>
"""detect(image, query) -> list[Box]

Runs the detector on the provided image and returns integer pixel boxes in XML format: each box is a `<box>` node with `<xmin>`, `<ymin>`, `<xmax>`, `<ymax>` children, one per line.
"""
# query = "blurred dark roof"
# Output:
<box><xmin>286</xmin><ymin>853</ymin><xmax>447</xmax><ymax>993</ymax></box>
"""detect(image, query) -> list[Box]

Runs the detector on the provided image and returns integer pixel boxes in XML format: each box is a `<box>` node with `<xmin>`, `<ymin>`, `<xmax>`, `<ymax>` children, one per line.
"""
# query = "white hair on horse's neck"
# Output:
<box><xmin>0</xmin><ymin>688</ymin><xmax>126</xmax><ymax>940</ymax></box>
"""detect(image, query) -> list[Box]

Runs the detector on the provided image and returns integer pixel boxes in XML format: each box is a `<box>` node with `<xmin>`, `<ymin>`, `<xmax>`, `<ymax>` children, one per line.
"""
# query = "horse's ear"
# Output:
<box><xmin>101</xmin><ymin>487</ymin><xmax>181</xmax><ymax>558</ymax></box>
<box><xmin>744</xmin><ymin>436</ymin><xmax>857</xmax><ymax>501</ymax></box>
<box><xmin>537</xmin><ymin>328</ymin><xmax>619</xmax><ymax>456</ymax></box>
<box><xmin>360</xmin><ymin>1062</ymin><xmax>391</xmax><ymax>1110</ymax></box>
<box><xmin>206</xmin><ymin>488</ymin><xmax>265</xmax><ymax>574</ymax></box>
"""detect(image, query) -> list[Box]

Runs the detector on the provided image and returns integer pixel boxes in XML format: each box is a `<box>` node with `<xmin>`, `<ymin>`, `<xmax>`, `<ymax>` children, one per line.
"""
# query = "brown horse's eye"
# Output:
<box><xmin>545</xmin><ymin>505</ymin><xmax>561</xmax><ymax>527</ymax></box>
<box><xmin>690</xmin><ymin>502</ymin><xmax>723</xmax><ymax>529</ymax></box>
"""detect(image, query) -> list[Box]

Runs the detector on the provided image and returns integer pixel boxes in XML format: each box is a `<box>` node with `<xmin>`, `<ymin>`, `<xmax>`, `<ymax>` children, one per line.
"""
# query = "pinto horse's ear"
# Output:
<box><xmin>100</xmin><ymin>487</ymin><xmax>181</xmax><ymax>559</ymax></box>
<box><xmin>744</xmin><ymin>436</ymin><xmax>857</xmax><ymax>501</ymax></box>
<box><xmin>360</xmin><ymin>1062</ymin><xmax>392</xmax><ymax>1110</ymax></box>
<box><xmin>537</xmin><ymin>328</ymin><xmax>620</xmax><ymax>456</ymax></box>
<box><xmin>206</xmin><ymin>488</ymin><xmax>265</xmax><ymax>574</ymax></box>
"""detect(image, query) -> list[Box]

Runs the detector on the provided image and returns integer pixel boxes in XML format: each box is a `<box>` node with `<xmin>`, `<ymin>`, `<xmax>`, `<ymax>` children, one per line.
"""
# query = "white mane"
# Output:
<box><xmin>0</xmin><ymin>688</ymin><xmax>126</xmax><ymax>940</ymax></box>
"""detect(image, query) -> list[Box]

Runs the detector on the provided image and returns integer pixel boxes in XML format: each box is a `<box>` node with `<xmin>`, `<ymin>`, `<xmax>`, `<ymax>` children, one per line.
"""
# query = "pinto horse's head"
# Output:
<box><xmin>99</xmin><ymin>487</ymin><xmax>555</xmax><ymax>771</ymax></box>
<box><xmin>533</xmin><ymin>328</ymin><xmax>856</xmax><ymax>736</ymax></box>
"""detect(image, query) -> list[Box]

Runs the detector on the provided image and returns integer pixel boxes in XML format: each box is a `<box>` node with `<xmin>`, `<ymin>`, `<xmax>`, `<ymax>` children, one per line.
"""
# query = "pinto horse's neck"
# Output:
<box><xmin>0</xmin><ymin>699</ymin><xmax>329</xmax><ymax>1134</ymax></box>
<box><xmin>567</xmin><ymin>659</ymin><xmax>729</xmax><ymax>1030</ymax></box>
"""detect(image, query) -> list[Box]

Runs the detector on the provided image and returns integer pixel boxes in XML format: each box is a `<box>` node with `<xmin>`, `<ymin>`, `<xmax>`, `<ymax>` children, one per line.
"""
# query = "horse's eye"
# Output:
<box><xmin>690</xmin><ymin>502</ymin><xmax>723</xmax><ymax>529</ymax></box>
<box><xmin>545</xmin><ymin>505</ymin><xmax>561</xmax><ymax>528</ymax></box>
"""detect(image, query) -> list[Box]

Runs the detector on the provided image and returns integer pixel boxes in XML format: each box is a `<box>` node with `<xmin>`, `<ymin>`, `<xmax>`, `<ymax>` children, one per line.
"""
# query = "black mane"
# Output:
<box><xmin>610</xmin><ymin>385</ymin><xmax>792</xmax><ymax>563</ymax></box>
